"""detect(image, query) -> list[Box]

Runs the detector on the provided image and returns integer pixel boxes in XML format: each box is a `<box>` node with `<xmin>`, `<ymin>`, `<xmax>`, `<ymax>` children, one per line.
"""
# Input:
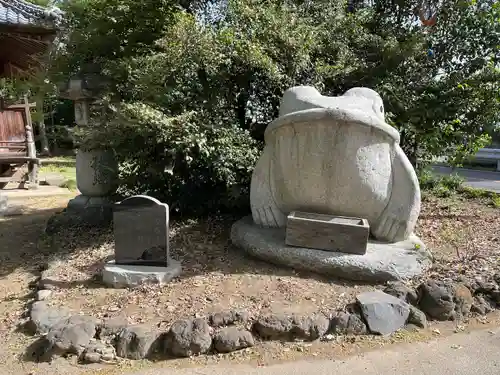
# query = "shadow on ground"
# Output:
<box><xmin>0</xmin><ymin>204</ymin><xmax>365</xmax><ymax>289</ymax></box>
<box><xmin>60</xmin><ymin>214</ymin><xmax>370</xmax><ymax>289</ymax></box>
<box><xmin>1</xmin><ymin>180</ymin><xmax>416</xmax><ymax>293</ymax></box>
<box><xmin>0</xmin><ymin>204</ymin><xmax>110</xmax><ymax>280</ymax></box>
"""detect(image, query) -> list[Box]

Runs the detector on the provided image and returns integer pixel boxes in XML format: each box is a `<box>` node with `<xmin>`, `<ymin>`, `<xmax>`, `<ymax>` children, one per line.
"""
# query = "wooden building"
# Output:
<box><xmin>0</xmin><ymin>0</ymin><xmax>61</xmax><ymax>188</ymax></box>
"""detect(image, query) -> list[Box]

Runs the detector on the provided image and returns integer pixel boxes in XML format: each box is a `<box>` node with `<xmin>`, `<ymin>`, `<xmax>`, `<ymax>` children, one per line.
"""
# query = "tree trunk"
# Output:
<box><xmin>36</xmin><ymin>99</ymin><xmax>50</xmax><ymax>156</ymax></box>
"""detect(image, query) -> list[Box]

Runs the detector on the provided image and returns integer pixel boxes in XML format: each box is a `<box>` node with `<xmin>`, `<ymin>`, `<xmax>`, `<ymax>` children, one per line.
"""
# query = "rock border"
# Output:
<box><xmin>22</xmin><ymin>269</ymin><xmax>500</xmax><ymax>364</ymax></box>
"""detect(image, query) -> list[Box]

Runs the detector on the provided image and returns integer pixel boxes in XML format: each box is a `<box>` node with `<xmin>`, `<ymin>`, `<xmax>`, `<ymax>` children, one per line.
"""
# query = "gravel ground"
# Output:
<box><xmin>0</xmin><ymin>193</ymin><xmax>498</xmax><ymax>374</ymax></box>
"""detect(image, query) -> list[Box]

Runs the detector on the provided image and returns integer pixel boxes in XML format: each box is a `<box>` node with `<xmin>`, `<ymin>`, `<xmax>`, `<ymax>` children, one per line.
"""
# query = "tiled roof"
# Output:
<box><xmin>0</xmin><ymin>0</ymin><xmax>62</xmax><ymax>29</ymax></box>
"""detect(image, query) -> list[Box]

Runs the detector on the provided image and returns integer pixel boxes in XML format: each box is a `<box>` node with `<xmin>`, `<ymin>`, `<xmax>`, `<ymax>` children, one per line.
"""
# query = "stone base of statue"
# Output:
<box><xmin>231</xmin><ymin>217</ymin><xmax>432</xmax><ymax>283</ymax></box>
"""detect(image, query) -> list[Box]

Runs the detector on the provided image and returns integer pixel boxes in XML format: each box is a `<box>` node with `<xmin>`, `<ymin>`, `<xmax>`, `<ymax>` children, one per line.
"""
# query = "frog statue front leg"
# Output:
<box><xmin>250</xmin><ymin>146</ymin><xmax>286</xmax><ymax>228</ymax></box>
<box><xmin>371</xmin><ymin>144</ymin><xmax>421</xmax><ymax>243</ymax></box>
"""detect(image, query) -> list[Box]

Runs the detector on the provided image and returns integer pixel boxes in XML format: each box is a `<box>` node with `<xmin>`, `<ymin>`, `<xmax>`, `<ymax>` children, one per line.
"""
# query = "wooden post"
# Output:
<box><xmin>23</xmin><ymin>96</ymin><xmax>36</xmax><ymax>160</ymax></box>
<box><xmin>22</xmin><ymin>96</ymin><xmax>39</xmax><ymax>189</ymax></box>
<box><xmin>36</xmin><ymin>95</ymin><xmax>50</xmax><ymax>156</ymax></box>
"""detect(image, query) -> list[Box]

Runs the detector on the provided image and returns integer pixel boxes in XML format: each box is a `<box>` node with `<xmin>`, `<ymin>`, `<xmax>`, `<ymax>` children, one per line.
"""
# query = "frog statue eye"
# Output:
<box><xmin>380</xmin><ymin>105</ymin><xmax>384</xmax><ymax>113</ymax></box>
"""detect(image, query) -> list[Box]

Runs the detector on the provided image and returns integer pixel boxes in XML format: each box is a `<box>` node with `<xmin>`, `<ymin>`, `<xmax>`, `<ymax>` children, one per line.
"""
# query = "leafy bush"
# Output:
<box><xmin>440</xmin><ymin>174</ymin><xmax>465</xmax><ymax>191</ymax></box>
<box><xmin>492</xmin><ymin>195</ymin><xmax>500</xmax><ymax>208</ymax></box>
<box><xmin>418</xmin><ymin>168</ymin><xmax>465</xmax><ymax>198</ymax></box>
<box><xmin>78</xmin><ymin>102</ymin><xmax>261</xmax><ymax>216</ymax></box>
<box><xmin>418</xmin><ymin>168</ymin><xmax>441</xmax><ymax>191</ymax></box>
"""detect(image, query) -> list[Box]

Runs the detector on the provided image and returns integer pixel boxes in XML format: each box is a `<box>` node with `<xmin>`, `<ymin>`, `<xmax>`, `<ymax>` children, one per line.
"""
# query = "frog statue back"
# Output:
<box><xmin>250</xmin><ymin>86</ymin><xmax>420</xmax><ymax>243</ymax></box>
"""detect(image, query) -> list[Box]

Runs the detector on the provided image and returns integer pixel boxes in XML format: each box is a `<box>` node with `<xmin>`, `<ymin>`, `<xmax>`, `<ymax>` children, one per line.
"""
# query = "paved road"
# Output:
<box><xmin>130</xmin><ymin>327</ymin><xmax>500</xmax><ymax>375</ymax></box>
<box><xmin>432</xmin><ymin>165</ymin><xmax>500</xmax><ymax>193</ymax></box>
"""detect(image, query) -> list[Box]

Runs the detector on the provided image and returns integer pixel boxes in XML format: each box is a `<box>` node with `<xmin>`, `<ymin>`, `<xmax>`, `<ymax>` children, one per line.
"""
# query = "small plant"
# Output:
<box><xmin>433</xmin><ymin>185</ymin><xmax>452</xmax><ymax>198</ymax></box>
<box><xmin>440</xmin><ymin>173</ymin><xmax>464</xmax><ymax>190</ymax></box>
<box><xmin>418</xmin><ymin>168</ymin><xmax>441</xmax><ymax>190</ymax></box>
<box><xmin>458</xmin><ymin>186</ymin><xmax>491</xmax><ymax>199</ymax></box>
<box><xmin>417</xmin><ymin>169</ymin><xmax>464</xmax><ymax>198</ymax></box>
<box><xmin>491</xmin><ymin>195</ymin><xmax>500</xmax><ymax>208</ymax></box>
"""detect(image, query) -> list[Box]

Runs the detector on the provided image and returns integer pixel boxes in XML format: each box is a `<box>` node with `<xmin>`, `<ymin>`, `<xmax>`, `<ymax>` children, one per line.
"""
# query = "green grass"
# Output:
<box><xmin>419</xmin><ymin>168</ymin><xmax>500</xmax><ymax>208</ymax></box>
<box><xmin>39</xmin><ymin>156</ymin><xmax>77</xmax><ymax>190</ymax></box>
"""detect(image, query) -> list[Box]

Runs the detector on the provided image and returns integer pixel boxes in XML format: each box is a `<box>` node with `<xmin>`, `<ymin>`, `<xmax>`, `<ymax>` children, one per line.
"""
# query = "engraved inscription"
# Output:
<box><xmin>113</xmin><ymin>195</ymin><xmax>169</xmax><ymax>266</ymax></box>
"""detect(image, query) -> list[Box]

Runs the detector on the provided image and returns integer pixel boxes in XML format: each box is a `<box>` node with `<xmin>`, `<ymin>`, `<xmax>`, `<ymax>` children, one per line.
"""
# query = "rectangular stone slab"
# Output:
<box><xmin>285</xmin><ymin>211</ymin><xmax>369</xmax><ymax>254</ymax></box>
<box><xmin>113</xmin><ymin>195</ymin><xmax>169</xmax><ymax>266</ymax></box>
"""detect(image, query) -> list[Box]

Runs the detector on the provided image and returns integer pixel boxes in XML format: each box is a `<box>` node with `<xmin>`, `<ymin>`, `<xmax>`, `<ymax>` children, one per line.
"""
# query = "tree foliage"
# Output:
<box><xmin>51</xmin><ymin>0</ymin><xmax>500</xmax><ymax>213</ymax></box>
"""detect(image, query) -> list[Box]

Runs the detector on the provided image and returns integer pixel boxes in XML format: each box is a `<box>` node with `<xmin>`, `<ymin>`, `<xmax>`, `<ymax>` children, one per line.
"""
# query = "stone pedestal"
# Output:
<box><xmin>66</xmin><ymin>149</ymin><xmax>118</xmax><ymax>225</ymax></box>
<box><xmin>231</xmin><ymin>216</ymin><xmax>432</xmax><ymax>283</ymax></box>
<box><xmin>102</xmin><ymin>259</ymin><xmax>182</xmax><ymax>288</ymax></box>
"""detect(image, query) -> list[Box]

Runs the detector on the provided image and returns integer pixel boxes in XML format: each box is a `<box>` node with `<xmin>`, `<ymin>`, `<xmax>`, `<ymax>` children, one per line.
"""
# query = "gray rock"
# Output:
<box><xmin>383</xmin><ymin>282</ymin><xmax>419</xmax><ymax>305</ymax></box>
<box><xmin>356</xmin><ymin>291</ymin><xmax>410</xmax><ymax>335</ymax></box>
<box><xmin>253</xmin><ymin>313</ymin><xmax>329</xmax><ymax>341</ymax></box>
<box><xmin>231</xmin><ymin>217</ymin><xmax>432</xmax><ymax>283</ymax></box>
<box><xmin>99</xmin><ymin>316</ymin><xmax>128</xmax><ymax>341</ymax></box>
<box><xmin>36</xmin><ymin>290</ymin><xmax>53</xmax><ymax>301</ymax></box>
<box><xmin>290</xmin><ymin>314</ymin><xmax>329</xmax><ymax>340</ymax></box>
<box><xmin>471</xmin><ymin>295</ymin><xmax>495</xmax><ymax>315</ymax></box>
<box><xmin>209</xmin><ymin>310</ymin><xmax>250</xmax><ymax>327</ymax></box>
<box><xmin>466</xmin><ymin>279</ymin><xmax>497</xmax><ymax>295</ymax></box>
<box><xmin>252</xmin><ymin>314</ymin><xmax>292</xmax><ymax>340</ymax></box>
<box><xmin>82</xmin><ymin>340</ymin><xmax>116</xmax><ymax>363</ymax></box>
<box><xmin>28</xmin><ymin>301</ymin><xmax>70</xmax><ymax>334</ymax></box>
<box><xmin>418</xmin><ymin>281</ymin><xmax>473</xmax><ymax>321</ymax></box>
<box><xmin>407</xmin><ymin>306</ymin><xmax>427</xmax><ymax>328</ymax></box>
<box><xmin>489</xmin><ymin>291</ymin><xmax>500</xmax><ymax>305</ymax></box>
<box><xmin>115</xmin><ymin>325</ymin><xmax>161</xmax><ymax>360</ymax></box>
<box><xmin>46</xmin><ymin>315</ymin><xmax>99</xmax><ymax>356</ymax></box>
<box><xmin>418</xmin><ymin>280</ymin><xmax>455</xmax><ymax>320</ymax></box>
<box><xmin>166</xmin><ymin>318</ymin><xmax>212</xmax><ymax>357</ymax></box>
<box><xmin>329</xmin><ymin>312</ymin><xmax>367</xmax><ymax>335</ymax></box>
<box><xmin>213</xmin><ymin>327</ymin><xmax>254</xmax><ymax>353</ymax></box>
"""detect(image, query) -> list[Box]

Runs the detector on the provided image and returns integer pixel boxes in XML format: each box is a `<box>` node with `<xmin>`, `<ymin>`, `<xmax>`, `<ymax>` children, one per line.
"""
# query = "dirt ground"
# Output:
<box><xmin>0</xmin><ymin>193</ymin><xmax>499</xmax><ymax>375</ymax></box>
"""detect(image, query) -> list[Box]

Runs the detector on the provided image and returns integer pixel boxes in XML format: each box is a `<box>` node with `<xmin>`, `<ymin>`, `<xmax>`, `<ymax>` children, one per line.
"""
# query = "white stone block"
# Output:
<box><xmin>102</xmin><ymin>259</ymin><xmax>181</xmax><ymax>288</ymax></box>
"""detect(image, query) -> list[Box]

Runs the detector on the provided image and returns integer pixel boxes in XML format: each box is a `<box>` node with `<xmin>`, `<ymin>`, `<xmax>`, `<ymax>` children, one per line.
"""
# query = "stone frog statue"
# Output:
<box><xmin>250</xmin><ymin>86</ymin><xmax>421</xmax><ymax>243</ymax></box>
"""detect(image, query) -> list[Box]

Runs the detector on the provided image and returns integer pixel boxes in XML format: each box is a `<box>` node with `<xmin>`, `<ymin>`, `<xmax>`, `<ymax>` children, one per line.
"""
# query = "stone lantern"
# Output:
<box><xmin>59</xmin><ymin>70</ymin><xmax>118</xmax><ymax>224</ymax></box>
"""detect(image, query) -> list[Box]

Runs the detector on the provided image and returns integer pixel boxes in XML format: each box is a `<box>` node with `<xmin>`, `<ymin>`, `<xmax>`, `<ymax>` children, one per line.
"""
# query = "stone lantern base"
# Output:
<box><xmin>66</xmin><ymin>195</ymin><xmax>115</xmax><ymax>225</ymax></box>
<box><xmin>45</xmin><ymin>149</ymin><xmax>119</xmax><ymax>234</ymax></box>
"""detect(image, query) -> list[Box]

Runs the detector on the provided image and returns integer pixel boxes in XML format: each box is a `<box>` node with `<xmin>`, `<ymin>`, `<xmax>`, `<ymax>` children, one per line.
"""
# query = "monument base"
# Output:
<box><xmin>231</xmin><ymin>216</ymin><xmax>433</xmax><ymax>283</ymax></box>
<box><xmin>67</xmin><ymin>194</ymin><xmax>114</xmax><ymax>213</ymax></box>
<box><xmin>102</xmin><ymin>259</ymin><xmax>182</xmax><ymax>288</ymax></box>
<box><xmin>66</xmin><ymin>194</ymin><xmax>115</xmax><ymax>225</ymax></box>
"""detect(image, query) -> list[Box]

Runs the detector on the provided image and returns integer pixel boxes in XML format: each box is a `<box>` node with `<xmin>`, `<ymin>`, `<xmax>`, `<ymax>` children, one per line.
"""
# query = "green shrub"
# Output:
<box><xmin>433</xmin><ymin>185</ymin><xmax>453</xmax><ymax>198</ymax></box>
<box><xmin>418</xmin><ymin>168</ymin><xmax>441</xmax><ymax>190</ymax></box>
<box><xmin>79</xmin><ymin>102</ymin><xmax>261</xmax><ymax>216</ymax></box>
<box><xmin>458</xmin><ymin>186</ymin><xmax>489</xmax><ymax>199</ymax></box>
<box><xmin>418</xmin><ymin>169</ymin><xmax>464</xmax><ymax>197</ymax></box>
<box><xmin>440</xmin><ymin>173</ymin><xmax>464</xmax><ymax>190</ymax></box>
<box><xmin>492</xmin><ymin>195</ymin><xmax>500</xmax><ymax>208</ymax></box>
